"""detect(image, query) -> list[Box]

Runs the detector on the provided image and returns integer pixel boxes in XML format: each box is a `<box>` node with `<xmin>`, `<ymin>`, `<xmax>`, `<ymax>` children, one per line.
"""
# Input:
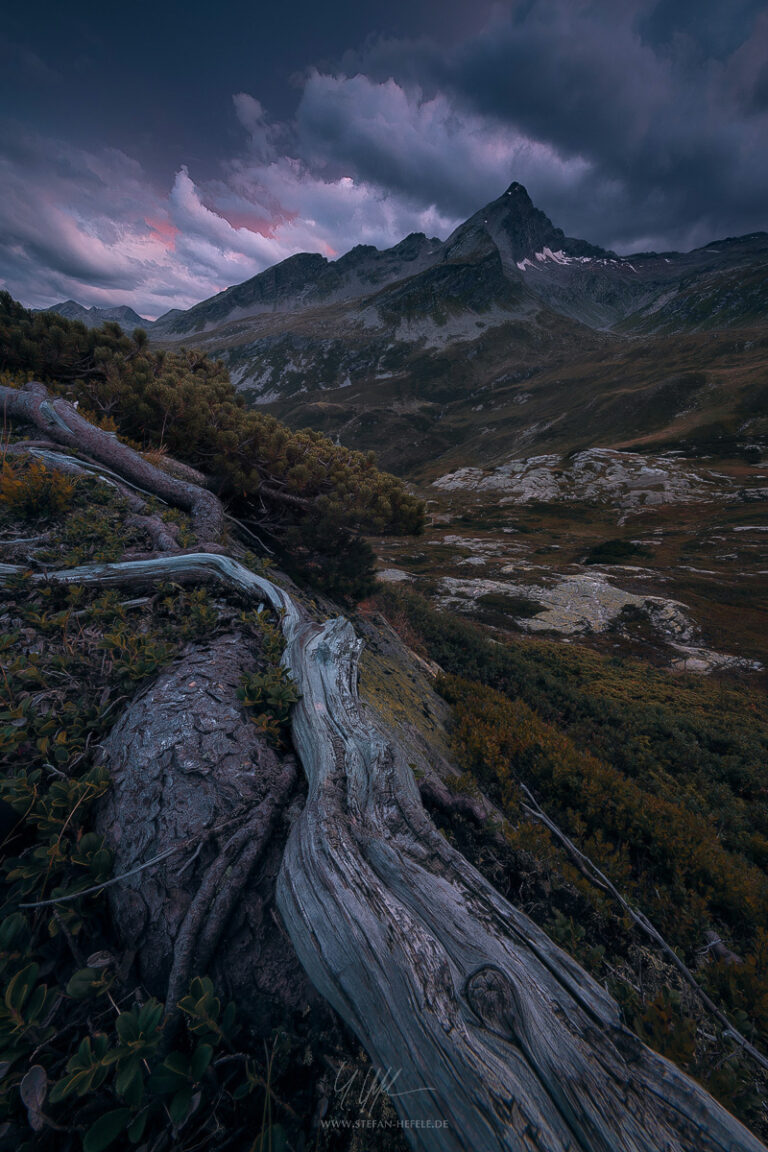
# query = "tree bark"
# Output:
<box><xmin>2</xmin><ymin>553</ymin><xmax>764</xmax><ymax>1152</ymax></box>
<box><xmin>93</xmin><ymin>631</ymin><xmax>307</xmax><ymax>1031</ymax></box>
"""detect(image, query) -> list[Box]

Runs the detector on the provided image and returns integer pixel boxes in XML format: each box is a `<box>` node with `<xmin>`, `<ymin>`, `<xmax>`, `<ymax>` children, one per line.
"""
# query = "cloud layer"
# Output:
<box><xmin>1</xmin><ymin>1</ymin><xmax>766</xmax><ymax>316</ymax></box>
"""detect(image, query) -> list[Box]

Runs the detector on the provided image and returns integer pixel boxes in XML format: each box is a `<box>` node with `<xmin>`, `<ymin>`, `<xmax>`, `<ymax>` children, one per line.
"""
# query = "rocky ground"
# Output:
<box><xmin>433</xmin><ymin>448</ymin><xmax>734</xmax><ymax>513</ymax></box>
<box><xmin>373</xmin><ymin>448</ymin><xmax>768</xmax><ymax>674</ymax></box>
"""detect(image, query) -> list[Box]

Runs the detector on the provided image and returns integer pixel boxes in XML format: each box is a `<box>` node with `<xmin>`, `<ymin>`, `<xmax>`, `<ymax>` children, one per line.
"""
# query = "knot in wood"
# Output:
<box><xmin>465</xmin><ymin>965</ymin><xmax>519</xmax><ymax>1038</ymax></box>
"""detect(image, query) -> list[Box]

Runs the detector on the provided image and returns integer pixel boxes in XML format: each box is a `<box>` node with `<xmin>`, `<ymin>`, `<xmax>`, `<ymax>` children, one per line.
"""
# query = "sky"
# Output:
<box><xmin>1</xmin><ymin>0</ymin><xmax>767</xmax><ymax>318</ymax></box>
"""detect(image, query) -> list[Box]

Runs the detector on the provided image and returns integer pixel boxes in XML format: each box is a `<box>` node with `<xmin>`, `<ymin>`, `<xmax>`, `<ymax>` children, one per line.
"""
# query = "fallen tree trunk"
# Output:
<box><xmin>2</xmin><ymin>553</ymin><xmax>764</xmax><ymax>1152</ymax></box>
<box><xmin>0</xmin><ymin>381</ymin><xmax>224</xmax><ymax>543</ymax></box>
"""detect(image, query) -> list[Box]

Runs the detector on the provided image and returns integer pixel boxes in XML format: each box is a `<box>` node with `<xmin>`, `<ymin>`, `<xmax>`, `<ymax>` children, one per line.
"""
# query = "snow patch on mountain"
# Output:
<box><xmin>515</xmin><ymin>248</ymin><xmax>635</xmax><ymax>273</ymax></box>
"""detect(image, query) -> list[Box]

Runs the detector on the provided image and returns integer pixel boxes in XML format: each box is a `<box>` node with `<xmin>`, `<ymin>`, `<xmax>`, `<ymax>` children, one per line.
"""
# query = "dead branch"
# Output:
<box><xmin>0</xmin><ymin>382</ymin><xmax>224</xmax><ymax>542</ymax></box>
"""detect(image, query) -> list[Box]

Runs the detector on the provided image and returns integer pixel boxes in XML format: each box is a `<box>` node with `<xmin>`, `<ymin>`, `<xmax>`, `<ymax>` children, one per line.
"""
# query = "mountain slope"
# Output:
<box><xmin>3</xmin><ymin>296</ymin><xmax>768</xmax><ymax>1147</ymax></box>
<box><xmin>152</xmin><ymin>231</ymin><xmax>444</xmax><ymax>337</ymax></box>
<box><xmin>3</xmin><ymin>377</ymin><xmax>767</xmax><ymax>1151</ymax></box>
<box><xmin>35</xmin><ymin>183</ymin><xmax>759</xmax><ymax>480</ymax></box>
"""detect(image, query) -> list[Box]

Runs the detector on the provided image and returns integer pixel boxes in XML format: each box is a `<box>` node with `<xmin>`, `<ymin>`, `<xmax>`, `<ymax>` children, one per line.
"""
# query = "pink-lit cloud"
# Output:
<box><xmin>145</xmin><ymin>216</ymin><xmax>179</xmax><ymax>251</ymax></box>
<box><xmin>0</xmin><ymin>60</ymin><xmax>594</xmax><ymax>318</ymax></box>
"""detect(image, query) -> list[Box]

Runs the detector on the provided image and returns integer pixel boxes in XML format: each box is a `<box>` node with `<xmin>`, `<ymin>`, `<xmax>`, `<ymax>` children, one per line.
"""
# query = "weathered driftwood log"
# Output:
<box><xmin>2</xmin><ymin>553</ymin><xmax>764</xmax><ymax>1152</ymax></box>
<box><xmin>0</xmin><ymin>381</ymin><xmax>223</xmax><ymax>543</ymax></box>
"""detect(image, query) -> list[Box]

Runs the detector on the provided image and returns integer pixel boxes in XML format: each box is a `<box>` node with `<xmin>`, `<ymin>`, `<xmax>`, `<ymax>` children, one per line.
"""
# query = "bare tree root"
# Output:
<box><xmin>2</xmin><ymin>439</ymin><xmax>60</xmax><ymax>452</ymax></box>
<box><xmin>4</xmin><ymin>442</ymin><xmax>182</xmax><ymax>554</ymax></box>
<box><xmin>0</xmin><ymin>382</ymin><xmax>224</xmax><ymax>543</ymax></box>
<box><xmin>4</xmin><ymin>444</ymin><xmax>166</xmax><ymax>511</ymax></box>
<box><xmin>0</xmin><ymin>532</ymin><xmax>53</xmax><ymax>546</ymax></box>
<box><xmin>2</xmin><ymin>553</ymin><xmax>765</xmax><ymax>1152</ymax></box>
<box><xmin>142</xmin><ymin>451</ymin><xmax>208</xmax><ymax>487</ymax></box>
<box><xmin>124</xmin><ymin>513</ymin><xmax>180</xmax><ymax>554</ymax></box>
<box><xmin>164</xmin><ymin>758</ymin><xmax>298</xmax><ymax>1015</ymax></box>
<box><xmin>3</xmin><ymin>442</ymin><xmax>129</xmax><ymax>491</ymax></box>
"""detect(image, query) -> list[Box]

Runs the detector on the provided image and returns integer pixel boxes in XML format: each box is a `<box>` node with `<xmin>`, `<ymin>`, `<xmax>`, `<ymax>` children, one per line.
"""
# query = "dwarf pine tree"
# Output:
<box><xmin>0</xmin><ymin>292</ymin><xmax>424</xmax><ymax>599</ymax></box>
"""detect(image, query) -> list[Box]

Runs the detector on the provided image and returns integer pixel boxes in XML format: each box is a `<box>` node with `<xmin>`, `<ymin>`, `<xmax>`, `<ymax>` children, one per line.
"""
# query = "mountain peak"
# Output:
<box><xmin>502</xmin><ymin>181</ymin><xmax>533</xmax><ymax>202</ymax></box>
<box><xmin>442</xmin><ymin>181</ymin><xmax>610</xmax><ymax>267</ymax></box>
<box><xmin>40</xmin><ymin>300</ymin><xmax>149</xmax><ymax>329</ymax></box>
<box><xmin>487</xmin><ymin>183</ymin><xmax>610</xmax><ymax>263</ymax></box>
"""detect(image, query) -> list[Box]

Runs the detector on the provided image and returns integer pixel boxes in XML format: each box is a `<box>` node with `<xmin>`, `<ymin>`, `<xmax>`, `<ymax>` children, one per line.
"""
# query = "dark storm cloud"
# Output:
<box><xmin>637</xmin><ymin>0</ymin><xmax>766</xmax><ymax>59</ymax></box>
<box><xmin>0</xmin><ymin>0</ymin><xmax>492</xmax><ymax>183</ymax></box>
<box><xmin>1</xmin><ymin>1</ymin><xmax>766</xmax><ymax>313</ymax></box>
<box><xmin>292</xmin><ymin>71</ymin><xmax>586</xmax><ymax>221</ymax></box>
<box><xmin>347</xmin><ymin>0</ymin><xmax>768</xmax><ymax>251</ymax></box>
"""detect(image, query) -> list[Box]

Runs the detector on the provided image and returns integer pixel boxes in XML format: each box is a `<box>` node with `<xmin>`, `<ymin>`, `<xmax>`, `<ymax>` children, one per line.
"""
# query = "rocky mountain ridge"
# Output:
<box><xmin>138</xmin><ymin>183</ymin><xmax>768</xmax><ymax>482</ymax></box>
<box><xmin>143</xmin><ymin>182</ymin><xmax>768</xmax><ymax>345</ymax></box>
<box><xmin>41</xmin><ymin>186</ymin><xmax>768</xmax><ymax>488</ymax></box>
<box><xmin>44</xmin><ymin>183</ymin><xmax>768</xmax><ymax>405</ymax></box>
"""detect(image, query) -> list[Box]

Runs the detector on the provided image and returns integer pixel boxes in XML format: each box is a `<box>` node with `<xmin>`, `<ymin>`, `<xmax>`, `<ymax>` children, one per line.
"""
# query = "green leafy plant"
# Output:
<box><xmin>0</xmin><ymin>962</ymin><xmax>50</xmax><ymax>1062</ymax></box>
<box><xmin>46</xmin><ymin>992</ymin><xmax>237</xmax><ymax>1151</ymax></box>
<box><xmin>177</xmin><ymin>975</ymin><xmax>237</xmax><ymax>1043</ymax></box>
<box><xmin>237</xmin><ymin>668</ymin><xmax>301</xmax><ymax>748</ymax></box>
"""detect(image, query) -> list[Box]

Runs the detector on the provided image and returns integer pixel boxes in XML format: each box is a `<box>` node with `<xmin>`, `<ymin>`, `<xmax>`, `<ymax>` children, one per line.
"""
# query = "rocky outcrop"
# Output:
<box><xmin>438</xmin><ymin>570</ymin><xmax>761</xmax><ymax>672</ymax></box>
<box><xmin>433</xmin><ymin>448</ymin><xmax>724</xmax><ymax>512</ymax></box>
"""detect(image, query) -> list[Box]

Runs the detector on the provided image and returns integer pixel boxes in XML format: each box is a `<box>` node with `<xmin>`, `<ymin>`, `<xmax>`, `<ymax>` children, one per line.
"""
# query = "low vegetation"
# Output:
<box><xmin>0</xmin><ymin>458</ymin><xmax>409</xmax><ymax>1150</ymax></box>
<box><xmin>583</xmin><ymin>538</ymin><xmax>651</xmax><ymax>565</ymax></box>
<box><xmin>375</xmin><ymin>585</ymin><xmax>768</xmax><ymax>1134</ymax></box>
<box><xmin>0</xmin><ymin>474</ymin><xmax>271</xmax><ymax>1147</ymax></box>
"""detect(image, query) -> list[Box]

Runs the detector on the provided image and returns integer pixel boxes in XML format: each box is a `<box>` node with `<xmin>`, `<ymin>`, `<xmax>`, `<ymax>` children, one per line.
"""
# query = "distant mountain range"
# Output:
<box><xmin>48</xmin><ymin>183</ymin><xmax>768</xmax><ymax>349</ymax></box>
<box><xmin>45</xmin><ymin>184</ymin><xmax>768</xmax><ymax>474</ymax></box>
<box><xmin>40</xmin><ymin>299</ymin><xmax>151</xmax><ymax>330</ymax></box>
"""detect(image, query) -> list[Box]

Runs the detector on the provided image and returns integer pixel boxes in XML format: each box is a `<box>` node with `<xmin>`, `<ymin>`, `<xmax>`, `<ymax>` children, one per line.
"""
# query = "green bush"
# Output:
<box><xmin>583</xmin><ymin>538</ymin><xmax>650</xmax><ymax>565</ymax></box>
<box><xmin>0</xmin><ymin>291</ymin><xmax>425</xmax><ymax>601</ymax></box>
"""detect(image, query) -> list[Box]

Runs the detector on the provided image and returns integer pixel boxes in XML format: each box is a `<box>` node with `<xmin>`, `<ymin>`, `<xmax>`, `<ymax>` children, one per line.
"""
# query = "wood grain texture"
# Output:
<box><xmin>2</xmin><ymin>552</ymin><xmax>764</xmax><ymax>1152</ymax></box>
